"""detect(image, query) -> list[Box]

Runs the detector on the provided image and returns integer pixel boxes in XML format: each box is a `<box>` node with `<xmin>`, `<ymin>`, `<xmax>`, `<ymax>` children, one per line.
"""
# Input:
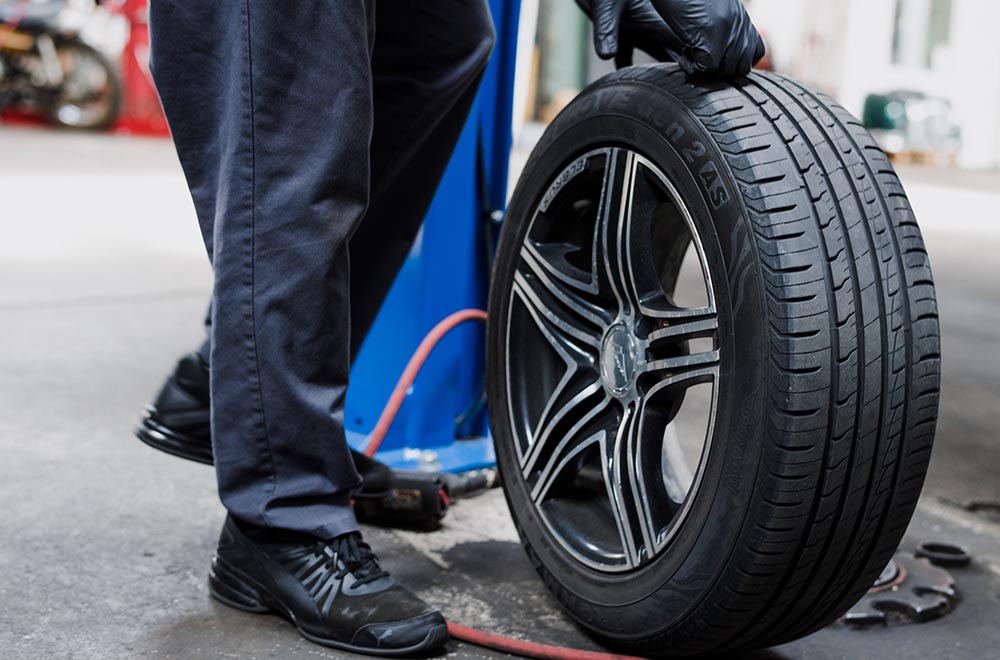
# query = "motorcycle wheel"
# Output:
<box><xmin>486</xmin><ymin>64</ymin><xmax>940</xmax><ymax>656</ymax></box>
<box><xmin>42</xmin><ymin>38</ymin><xmax>121</xmax><ymax>131</ymax></box>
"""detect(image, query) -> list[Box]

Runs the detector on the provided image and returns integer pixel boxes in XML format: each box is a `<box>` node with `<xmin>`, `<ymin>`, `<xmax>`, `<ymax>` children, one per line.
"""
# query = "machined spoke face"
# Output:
<box><xmin>604</xmin><ymin>400</ymin><xmax>663</xmax><ymax>568</ymax></box>
<box><xmin>520</xmin><ymin>373</ymin><xmax>608</xmax><ymax>478</ymax></box>
<box><xmin>517</xmin><ymin>243</ymin><xmax>607</xmax><ymax>335</ymax></box>
<box><xmin>639</xmin><ymin>308</ymin><xmax>720</xmax><ymax>393</ymax></box>
<box><xmin>596</xmin><ymin>148</ymin><xmax>641</xmax><ymax>314</ymax></box>
<box><xmin>506</xmin><ymin>147</ymin><xmax>721</xmax><ymax>572</ymax></box>
<box><xmin>528</xmin><ymin>395</ymin><xmax>616</xmax><ymax>502</ymax></box>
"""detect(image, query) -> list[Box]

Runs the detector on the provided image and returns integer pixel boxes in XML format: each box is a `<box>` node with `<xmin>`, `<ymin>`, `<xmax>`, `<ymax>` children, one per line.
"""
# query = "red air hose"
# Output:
<box><xmin>447</xmin><ymin>622</ymin><xmax>646</xmax><ymax>660</ymax></box>
<box><xmin>363</xmin><ymin>309</ymin><xmax>648</xmax><ymax>660</ymax></box>
<box><xmin>363</xmin><ymin>308</ymin><xmax>488</xmax><ymax>457</ymax></box>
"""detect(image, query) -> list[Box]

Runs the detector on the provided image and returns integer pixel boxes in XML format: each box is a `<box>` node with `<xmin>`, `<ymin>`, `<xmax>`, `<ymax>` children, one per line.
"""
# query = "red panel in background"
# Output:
<box><xmin>111</xmin><ymin>0</ymin><xmax>168</xmax><ymax>136</ymax></box>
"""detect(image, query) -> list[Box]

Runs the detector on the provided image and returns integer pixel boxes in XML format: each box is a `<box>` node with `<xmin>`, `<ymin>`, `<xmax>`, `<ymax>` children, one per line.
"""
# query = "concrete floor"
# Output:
<box><xmin>1</xmin><ymin>127</ymin><xmax>998</xmax><ymax>659</ymax></box>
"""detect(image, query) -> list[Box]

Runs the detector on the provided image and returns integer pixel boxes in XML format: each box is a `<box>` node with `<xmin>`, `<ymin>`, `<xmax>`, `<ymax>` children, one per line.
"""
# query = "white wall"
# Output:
<box><xmin>745</xmin><ymin>0</ymin><xmax>848</xmax><ymax>93</ymax></box>
<box><xmin>747</xmin><ymin>0</ymin><xmax>1000</xmax><ymax>169</ymax></box>
<box><xmin>947</xmin><ymin>0</ymin><xmax>1000</xmax><ymax>169</ymax></box>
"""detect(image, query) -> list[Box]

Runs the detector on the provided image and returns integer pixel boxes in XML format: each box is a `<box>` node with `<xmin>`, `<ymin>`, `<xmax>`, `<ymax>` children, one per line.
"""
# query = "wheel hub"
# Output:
<box><xmin>600</xmin><ymin>322</ymin><xmax>638</xmax><ymax>397</ymax></box>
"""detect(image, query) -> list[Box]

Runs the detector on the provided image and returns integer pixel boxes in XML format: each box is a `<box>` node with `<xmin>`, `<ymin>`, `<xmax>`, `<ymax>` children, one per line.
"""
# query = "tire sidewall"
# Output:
<box><xmin>487</xmin><ymin>77</ymin><xmax>769</xmax><ymax>638</ymax></box>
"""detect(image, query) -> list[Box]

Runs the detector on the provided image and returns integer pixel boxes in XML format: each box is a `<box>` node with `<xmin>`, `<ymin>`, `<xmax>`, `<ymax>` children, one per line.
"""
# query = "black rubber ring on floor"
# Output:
<box><xmin>915</xmin><ymin>541</ymin><xmax>971</xmax><ymax>567</ymax></box>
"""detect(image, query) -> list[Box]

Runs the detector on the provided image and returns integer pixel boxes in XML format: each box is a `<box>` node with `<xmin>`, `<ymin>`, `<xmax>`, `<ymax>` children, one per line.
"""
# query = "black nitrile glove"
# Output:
<box><xmin>575</xmin><ymin>0</ymin><xmax>765</xmax><ymax>77</ymax></box>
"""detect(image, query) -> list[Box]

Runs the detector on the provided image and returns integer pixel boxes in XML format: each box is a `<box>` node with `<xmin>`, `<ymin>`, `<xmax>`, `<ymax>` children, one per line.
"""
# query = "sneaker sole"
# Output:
<box><xmin>135</xmin><ymin>413</ymin><xmax>215</xmax><ymax>465</ymax></box>
<box><xmin>208</xmin><ymin>556</ymin><xmax>449</xmax><ymax>656</ymax></box>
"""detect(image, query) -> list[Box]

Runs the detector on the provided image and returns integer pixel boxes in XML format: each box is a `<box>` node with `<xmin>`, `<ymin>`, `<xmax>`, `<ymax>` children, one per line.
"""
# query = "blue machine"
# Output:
<box><xmin>344</xmin><ymin>0</ymin><xmax>520</xmax><ymax>473</ymax></box>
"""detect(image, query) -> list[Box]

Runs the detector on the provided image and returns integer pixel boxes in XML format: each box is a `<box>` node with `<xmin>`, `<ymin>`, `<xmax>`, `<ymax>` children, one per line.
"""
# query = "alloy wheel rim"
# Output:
<box><xmin>505</xmin><ymin>147</ymin><xmax>720</xmax><ymax>572</ymax></box>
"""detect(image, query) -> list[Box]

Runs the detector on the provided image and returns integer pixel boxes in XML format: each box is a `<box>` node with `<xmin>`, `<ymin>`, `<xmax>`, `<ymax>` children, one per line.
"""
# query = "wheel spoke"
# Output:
<box><xmin>601</xmin><ymin>398</ymin><xmax>666</xmax><ymax>568</ymax></box>
<box><xmin>640</xmin><ymin>354</ymin><xmax>719</xmax><ymax>389</ymax></box>
<box><xmin>512</xmin><ymin>270</ymin><xmax>600</xmax><ymax>359</ymax></box>
<box><xmin>594</xmin><ymin>148</ymin><xmax>642</xmax><ymax>315</ymax></box>
<box><xmin>644</xmin><ymin>309</ymin><xmax>718</xmax><ymax>345</ymax></box>
<box><xmin>628</xmin><ymin>154</ymin><xmax>717</xmax><ymax>321</ymax></box>
<box><xmin>521</xmin><ymin>374</ymin><xmax>608</xmax><ymax>477</ymax></box>
<box><xmin>528</xmin><ymin>395</ymin><xmax>617</xmax><ymax>503</ymax></box>
<box><xmin>512</xmin><ymin>220</ymin><xmax>611</xmax><ymax>470</ymax></box>
<box><xmin>519</xmin><ymin>242</ymin><xmax>608</xmax><ymax>330</ymax></box>
<box><xmin>639</xmin><ymin>308</ymin><xmax>719</xmax><ymax>392</ymax></box>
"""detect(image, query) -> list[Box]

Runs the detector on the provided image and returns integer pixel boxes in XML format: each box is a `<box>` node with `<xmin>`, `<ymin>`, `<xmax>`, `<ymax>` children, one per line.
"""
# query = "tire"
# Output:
<box><xmin>42</xmin><ymin>38</ymin><xmax>121</xmax><ymax>131</ymax></box>
<box><xmin>486</xmin><ymin>64</ymin><xmax>940</xmax><ymax>656</ymax></box>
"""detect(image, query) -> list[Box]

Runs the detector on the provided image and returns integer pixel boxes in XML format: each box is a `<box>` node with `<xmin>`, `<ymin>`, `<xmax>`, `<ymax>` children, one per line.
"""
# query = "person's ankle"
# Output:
<box><xmin>228</xmin><ymin>515</ymin><xmax>320</xmax><ymax>546</ymax></box>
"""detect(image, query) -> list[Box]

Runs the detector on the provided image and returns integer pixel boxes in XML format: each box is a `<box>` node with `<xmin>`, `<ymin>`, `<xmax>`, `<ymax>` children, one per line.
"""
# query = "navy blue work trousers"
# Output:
<box><xmin>149</xmin><ymin>0</ymin><xmax>495</xmax><ymax>538</ymax></box>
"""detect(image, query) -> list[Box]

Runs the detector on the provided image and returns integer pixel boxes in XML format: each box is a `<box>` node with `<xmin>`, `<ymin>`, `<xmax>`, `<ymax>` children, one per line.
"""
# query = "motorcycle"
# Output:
<box><xmin>0</xmin><ymin>0</ymin><xmax>121</xmax><ymax>130</ymax></box>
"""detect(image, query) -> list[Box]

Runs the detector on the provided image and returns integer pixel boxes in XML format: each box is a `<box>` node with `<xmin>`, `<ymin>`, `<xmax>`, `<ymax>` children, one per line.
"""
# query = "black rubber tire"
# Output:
<box><xmin>486</xmin><ymin>64</ymin><xmax>940</xmax><ymax>656</ymax></box>
<box><xmin>42</xmin><ymin>38</ymin><xmax>122</xmax><ymax>131</ymax></box>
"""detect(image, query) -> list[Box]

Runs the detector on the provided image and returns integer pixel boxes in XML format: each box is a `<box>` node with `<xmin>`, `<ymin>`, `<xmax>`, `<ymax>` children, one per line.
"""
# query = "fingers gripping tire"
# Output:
<box><xmin>486</xmin><ymin>64</ymin><xmax>940</xmax><ymax>656</ymax></box>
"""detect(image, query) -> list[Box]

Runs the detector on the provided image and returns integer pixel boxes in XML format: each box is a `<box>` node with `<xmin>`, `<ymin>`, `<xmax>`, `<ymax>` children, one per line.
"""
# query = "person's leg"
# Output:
<box><xmin>149</xmin><ymin>0</ymin><xmax>373</xmax><ymax>538</ymax></box>
<box><xmin>348</xmin><ymin>0</ymin><xmax>496</xmax><ymax>358</ymax></box>
<box><xmin>144</xmin><ymin>2</ymin><xmax>498</xmax><ymax>653</ymax></box>
<box><xmin>147</xmin><ymin>2</ymin><xmax>450</xmax><ymax>654</ymax></box>
<box><xmin>137</xmin><ymin>298</ymin><xmax>393</xmax><ymax>498</ymax></box>
<box><xmin>176</xmin><ymin>1</ymin><xmax>495</xmax><ymax>364</ymax></box>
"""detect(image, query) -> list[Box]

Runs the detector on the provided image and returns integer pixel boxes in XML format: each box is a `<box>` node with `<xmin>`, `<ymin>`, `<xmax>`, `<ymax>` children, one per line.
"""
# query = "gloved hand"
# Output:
<box><xmin>575</xmin><ymin>0</ymin><xmax>765</xmax><ymax>77</ymax></box>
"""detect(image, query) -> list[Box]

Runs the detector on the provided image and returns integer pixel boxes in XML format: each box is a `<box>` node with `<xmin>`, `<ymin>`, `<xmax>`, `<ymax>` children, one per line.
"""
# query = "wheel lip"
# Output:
<box><xmin>502</xmin><ymin>145</ymin><xmax>722</xmax><ymax>574</ymax></box>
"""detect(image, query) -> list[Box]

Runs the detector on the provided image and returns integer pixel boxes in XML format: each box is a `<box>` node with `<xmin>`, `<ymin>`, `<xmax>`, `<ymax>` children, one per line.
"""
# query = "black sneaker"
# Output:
<box><xmin>136</xmin><ymin>353</ymin><xmax>393</xmax><ymax>498</ymax></box>
<box><xmin>209</xmin><ymin>515</ymin><xmax>448</xmax><ymax>655</ymax></box>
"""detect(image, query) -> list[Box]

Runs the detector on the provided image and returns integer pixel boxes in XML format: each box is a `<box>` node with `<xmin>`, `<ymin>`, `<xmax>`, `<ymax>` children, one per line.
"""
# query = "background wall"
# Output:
<box><xmin>747</xmin><ymin>0</ymin><xmax>1000</xmax><ymax>169</ymax></box>
<box><xmin>517</xmin><ymin>0</ymin><xmax>1000</xmax><ymax>169</ymax></box>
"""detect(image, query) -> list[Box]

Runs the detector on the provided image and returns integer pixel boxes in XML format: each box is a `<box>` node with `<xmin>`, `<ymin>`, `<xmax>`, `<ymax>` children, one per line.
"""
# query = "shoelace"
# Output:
<box><xmin>316</xmin><ymin>532</ymin><xmax>390</xmax><ymax>586</ymax></box>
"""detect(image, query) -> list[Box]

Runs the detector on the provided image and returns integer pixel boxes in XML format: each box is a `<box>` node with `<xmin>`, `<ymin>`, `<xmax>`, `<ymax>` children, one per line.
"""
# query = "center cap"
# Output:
<box><xmin>600</xmin><ymin>323</ymin><xmax>638</xmax><ymax>396</ymax></box>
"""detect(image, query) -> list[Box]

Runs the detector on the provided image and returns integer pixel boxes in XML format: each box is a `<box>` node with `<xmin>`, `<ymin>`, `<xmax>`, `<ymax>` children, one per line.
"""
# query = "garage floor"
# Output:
<box><xmin>1</xmin><ymin>127</ymin><xmax>998</xmax><ymax>659</ymax></box>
